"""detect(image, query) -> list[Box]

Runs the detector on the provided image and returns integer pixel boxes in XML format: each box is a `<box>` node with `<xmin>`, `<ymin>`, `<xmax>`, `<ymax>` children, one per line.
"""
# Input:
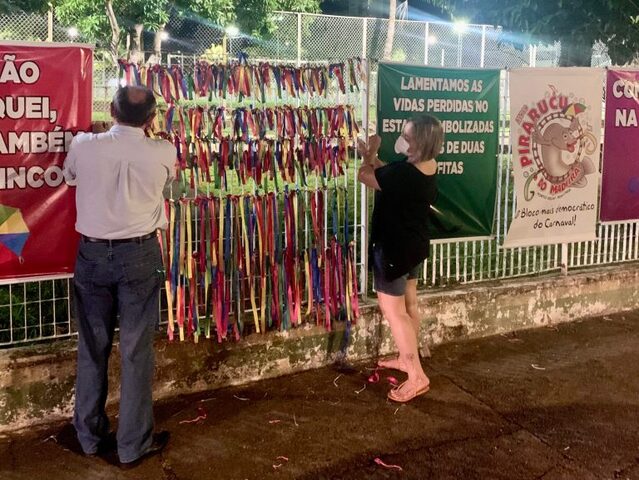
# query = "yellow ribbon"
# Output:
<box><xmin>178</xmin><ymin>201</ymin><xmax>186</xmax><ymax>342</ymax></box>
<box><xmin>166</xmin><ymin>201</ymin><xmax>175</xmax><ymax>339</ymax></box>
<box><xmin>256</xmin><ymin>196</ymin><xmax>267</xmax><ymax>333</ymax></box>
<box><xmin>218</xmin><ymin>193</ymin><xmax>224</xmax><ymax>272</ymax></box>
<box><xmin>203</xmin><ymin>201</ymin><xmax>211</xmax><ymax>339</ymax></box>
<box><xmin>239</xmin><ymin>196</ymin><xmax>260</xmax><ymax>333</ymax></box>
<box><xmin>210</xmin><ymin>199</ymin><xmax>218</xmax><ymax>269</ymax></box>
<box><xmin>292</xmin><ymin>192</ymin><xmax>301</xmax><ymax>326</ymax></box>
<box><xmin>304</xmin><ymin>249</ymin><xmax>312</xmax><ymax>316</ymax></box>
<box><xmin>166</xmin><ymin>69</ymin><xmax>178</xmax><ymax>101</ymax></box>
<box><xmin>186</xmin><ymin>200</ymin><xmax>193</xmax><ymax>280</ymax></box>
<box><xmin>345</xmin><ymin>254</ymin><xmax>352</xmax><ymax>323</ymax></box>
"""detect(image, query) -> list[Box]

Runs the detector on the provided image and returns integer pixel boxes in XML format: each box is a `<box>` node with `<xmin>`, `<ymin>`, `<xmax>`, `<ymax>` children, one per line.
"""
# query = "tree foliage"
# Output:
<box><xmin>425</xmin><ymin>0</ymin><xmax>639</xmax><ymax>65</ymax></box>
<box><xmin>54</xmin><ymin>0</ymin><xmax>168</xmax><ymax>46</ymax></box>
<box><xmin>8</xmin><ymin>0</ymin><xmax>321</xmax><ymax>60</ymax></box>
<box><xmin>234</xmin><ymin>0</ymin><xmax>320</xmax><ymax>36</ymax></box>
<box><xmin>0</xmin><ymin>0</ymin><xmax>52</xmax><ymax>14</ymax></box>
<box><xmin>173</xmin><ymin>0</ymin><xmax>235</xmax><ymax>26</ymax></box>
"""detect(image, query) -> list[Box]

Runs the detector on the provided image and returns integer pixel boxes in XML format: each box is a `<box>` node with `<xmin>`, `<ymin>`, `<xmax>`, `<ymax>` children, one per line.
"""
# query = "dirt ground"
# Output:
<box><xmin>2</xmin><ymin>311</ymin><xmax>639</xmax><ymax>479</ymax></box>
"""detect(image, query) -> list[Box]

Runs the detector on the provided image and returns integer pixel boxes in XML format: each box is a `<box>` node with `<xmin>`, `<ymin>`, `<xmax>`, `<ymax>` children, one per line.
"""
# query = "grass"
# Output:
<box><xmin>0</xmin><ymin>279</ymin><xmax>71</xmax><ymax>347</ymax></box>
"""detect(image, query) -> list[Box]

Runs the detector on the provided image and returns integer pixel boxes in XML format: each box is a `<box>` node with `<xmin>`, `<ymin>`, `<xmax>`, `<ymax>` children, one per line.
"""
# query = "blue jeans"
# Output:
<box><xmin>72</xmin><ymin>236</ymin><xmax>163</xmax><ymax>463</ymax></box>
<box><xmin>372</xmin><ymin>245</ymin><xmax>422</xmax><ymax>296</ymax></box>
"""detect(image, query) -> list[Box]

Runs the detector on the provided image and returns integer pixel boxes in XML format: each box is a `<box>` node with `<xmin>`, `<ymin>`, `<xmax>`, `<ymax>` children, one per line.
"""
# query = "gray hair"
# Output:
<box><xmin>112</xmin><ymin>86</ymin><xmax>156</xmax><ymax>127</ymax></box>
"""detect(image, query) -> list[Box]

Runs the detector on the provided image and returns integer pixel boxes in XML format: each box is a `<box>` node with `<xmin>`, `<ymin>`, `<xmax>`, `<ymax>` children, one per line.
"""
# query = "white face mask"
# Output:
<box><xmin>394</xmin><ymin>135</ymin><xmax>409</xmax><ymax>155</ymax></box>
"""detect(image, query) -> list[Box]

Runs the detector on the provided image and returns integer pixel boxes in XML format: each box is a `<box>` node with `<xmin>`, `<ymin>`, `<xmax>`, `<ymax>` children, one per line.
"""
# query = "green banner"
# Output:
<box><xmin>377</xmin><ymin>63</ymin><xmax>500</xmax><ymax>239</ymax></box>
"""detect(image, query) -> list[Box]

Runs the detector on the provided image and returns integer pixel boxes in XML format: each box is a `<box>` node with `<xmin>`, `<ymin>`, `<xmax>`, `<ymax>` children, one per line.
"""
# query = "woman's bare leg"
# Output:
<box><xmin>377</xmin><ymin>292</ymin><xmax>429</xmax><ymax>400</ymax></box>
<box><xmin>378</xmin><ymin>279</ymin><xmax>429</xmax><ymax>372</ymax></box>
<box><xmin>405</xmin><ymin>279</ymin><xmax>430</xmax><ymax>358</ymax></box>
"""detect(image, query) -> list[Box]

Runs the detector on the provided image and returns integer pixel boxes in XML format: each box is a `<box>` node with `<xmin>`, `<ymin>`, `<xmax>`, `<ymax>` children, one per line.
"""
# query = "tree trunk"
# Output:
<box><xmin>104</xmin><ymin>0</ymin><xmax>121</xmax><ymax>66</ymax></box>
<box><xmin>151</xmin><ymin>26</ymin><xmax>166</xmax><ymax>64</ymax></box>
<box><xmin>382</xmin><ymin>0</ymin><xmax>397</xmax><ymax>60</ymax></box>
<box><xmin>558</xmin><ymin>39</ymin><xmax>592</xmax><ymax>66</ymax></box>
<box><xmin>129</xmin><ymin>24</ymin><xmax>144</xmax><ymax>63</ymax></box>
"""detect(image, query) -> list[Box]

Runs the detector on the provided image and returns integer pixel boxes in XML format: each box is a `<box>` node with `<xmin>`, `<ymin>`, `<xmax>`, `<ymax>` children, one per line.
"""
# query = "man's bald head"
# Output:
<box><xmin>111</xmin><ymin>86</ymin><xmax>157</xmax><ymax>127</ymax></box>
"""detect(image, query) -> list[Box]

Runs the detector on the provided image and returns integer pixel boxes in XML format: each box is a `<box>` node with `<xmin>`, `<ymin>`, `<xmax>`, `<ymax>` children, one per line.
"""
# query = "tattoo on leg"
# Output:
<box><xmin>405</xmin><ymin>353</ymin><xmax>415</xmax><ymax>361</ymax></box>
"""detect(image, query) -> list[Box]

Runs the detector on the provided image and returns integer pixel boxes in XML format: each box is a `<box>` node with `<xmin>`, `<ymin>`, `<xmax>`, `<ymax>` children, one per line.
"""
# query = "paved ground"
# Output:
<box><xmin>2</xmin><ymin>311</ymin><xmax>639</xmax><ymax>479</ymax></box>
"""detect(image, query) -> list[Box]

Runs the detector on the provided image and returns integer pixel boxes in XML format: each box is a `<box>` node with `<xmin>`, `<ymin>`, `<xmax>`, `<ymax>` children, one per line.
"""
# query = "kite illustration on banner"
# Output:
<box><xmin>0</xmin><ymin>204</ymin><xmax>30</xmax><ymax>262</ymax></box>
<box><xmin>563</xmin><ymin>102</ymin><xmax>586</xmax><ymax>118</ymax></box>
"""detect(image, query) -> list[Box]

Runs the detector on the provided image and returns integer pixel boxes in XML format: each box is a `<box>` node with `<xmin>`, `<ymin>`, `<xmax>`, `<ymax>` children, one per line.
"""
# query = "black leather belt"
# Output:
<box><xmin>81</xmin><ymin>232</ymin><xmax>156</xmax><ymax>245</ymax></box>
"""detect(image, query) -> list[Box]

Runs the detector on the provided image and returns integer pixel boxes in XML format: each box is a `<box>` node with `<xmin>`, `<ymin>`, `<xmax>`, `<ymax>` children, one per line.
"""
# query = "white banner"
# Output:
<box><xmin>504</xmin><ymin>68</ymin><xmax>603</xmax><ymax>248</ymax></box>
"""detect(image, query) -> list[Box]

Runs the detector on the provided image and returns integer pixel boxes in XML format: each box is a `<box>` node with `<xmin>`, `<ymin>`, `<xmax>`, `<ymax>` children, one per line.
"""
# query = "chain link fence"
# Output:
<box><xmin>0</xmin><ymin>10</ymin><xmax>614</xmax><ymax>68</ymax></box>
<box><xmin>0</xmin><ymin>11</ymin><xmax>625</xmax><ymax>348</ymax></box>
<box><xmin>0</xmin><ymin>10</ymin><xmax>599</xmax><ymax>124</ymax></box>
<box><xmin>0</xmin><ymin>12</ymin><xmax>49</xmax><ymax>42</ymax></box>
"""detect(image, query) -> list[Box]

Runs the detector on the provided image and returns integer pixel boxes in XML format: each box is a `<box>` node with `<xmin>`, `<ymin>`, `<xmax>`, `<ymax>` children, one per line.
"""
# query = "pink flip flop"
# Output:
<box><xmin>387</xmin><ymin>381</ymin><xmax>430</xmax><ymax>403</ymax></box>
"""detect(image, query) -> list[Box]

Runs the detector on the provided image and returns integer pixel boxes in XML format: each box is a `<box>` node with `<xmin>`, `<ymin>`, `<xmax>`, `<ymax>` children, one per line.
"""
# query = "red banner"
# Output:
<box><xmin>0</xmin><ymin>42</ymin><xmax>92</xmax><ymax>280</ymax></box>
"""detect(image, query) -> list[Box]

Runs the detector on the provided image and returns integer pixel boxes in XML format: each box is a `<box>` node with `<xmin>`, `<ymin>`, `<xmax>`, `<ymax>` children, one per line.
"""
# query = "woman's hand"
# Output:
<box><xmin>367</xmin><ymin>134</ymin><xmax>382</xmax><ymax>156</ymax></box>
<box><xmin>356</xmin><ymin>138</ymin><xmax>370</xmax><ymax>158</ymax></box>
<box><xmin>357</xmin><ymin>134</ymin><xmax>382</xmax><ymax>161</ymax></box>
<box><xmin>357</xmin><ymin>134</ymin><xmax>383</xmax><ymax>190</ymax></box>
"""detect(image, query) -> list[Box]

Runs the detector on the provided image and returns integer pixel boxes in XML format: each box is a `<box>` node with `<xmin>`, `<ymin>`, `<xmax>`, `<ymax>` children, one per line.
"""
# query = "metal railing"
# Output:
<box><xmin>0</xmin><ymin>11</ymin><xmax>628</xmax><ymax>348</ymax></box>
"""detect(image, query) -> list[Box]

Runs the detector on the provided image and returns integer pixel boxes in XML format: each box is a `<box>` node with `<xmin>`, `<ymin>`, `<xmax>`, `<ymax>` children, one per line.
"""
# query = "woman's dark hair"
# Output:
<box><xmin>409</xmin><ymin>114</ymin><xmax>444</xmax><ymax>161</ymax></box>
<box><xmin>111</xmin><ymin>86</ymin><xmax>156</xmax><ymax>127</ymax></box>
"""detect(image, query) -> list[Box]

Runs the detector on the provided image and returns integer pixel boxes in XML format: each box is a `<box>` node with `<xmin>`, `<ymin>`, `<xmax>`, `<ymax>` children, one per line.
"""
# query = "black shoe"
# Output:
<box><xmin>119</xmin><ymin>431</ymin><xmax>170</xmax><ymax>470</ymax></box>
<box><xmin>56</xmin><ymin>423</ymin><xmax>116</xmax><ymax>458</ymax></box>
<box><xmin>87</xmin><ymin>432</ymin><xmax>117</xmax><ymax>457</ymax></box>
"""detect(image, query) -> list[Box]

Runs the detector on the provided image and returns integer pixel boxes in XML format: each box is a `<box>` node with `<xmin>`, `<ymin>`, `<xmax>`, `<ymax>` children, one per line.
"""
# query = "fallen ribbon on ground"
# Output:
<box><xmin>374</xmin><ymin>457</ymin><xmax>403</xmax><ymax>471</ymax></box>
<box><xmin>273</xmin><ymin>455</ymin><xmax>289</xmax><ymax>469</ymax></box>
<box><xmin>179</xmin><ymin>407</ymin><xmax>207</xmax><ymax>424</ymax></box>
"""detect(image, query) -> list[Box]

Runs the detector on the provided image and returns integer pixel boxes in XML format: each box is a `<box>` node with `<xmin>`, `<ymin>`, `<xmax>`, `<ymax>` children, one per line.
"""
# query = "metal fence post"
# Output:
<box><xmin>424</xmin><ymin>22</ymin><xmax>429</xmax><ymax>65</ymax></box>
<box><xmin>480</xmin><ymin>25</ymin><xmax>486</xmax><ymax>68</ymax></box>
<box><xmin>360</xmin><ymin>58</ymin><xmax>371</xmax><ymax>299</ymax></box>
<box><xmin>47</xmin><ymin>7</ymin><xmax>53</xmax><ymax>42</ymax></box>
<box><xmin>103</xmin><ymin>67</ymin><xmax>107</xmax><ymax>109</ymax></box>
<box><xmin>362</xmin><ymin>17</ymin><xmax>367</xmax><ymax>58</ymax></box>
<box><xmin>296</xmin><ymin>12</ymin><xmax>302</xmax><ymax>66</ymax></box>
<box><xmin>560</xmin><ymin>243</ymin><xmax>568</xmax><ymax>275</ymax></box>
<box><xmin>528</xmin><ymin>45</ymin><xmax>535</xmax><ymax>67</ymax></box>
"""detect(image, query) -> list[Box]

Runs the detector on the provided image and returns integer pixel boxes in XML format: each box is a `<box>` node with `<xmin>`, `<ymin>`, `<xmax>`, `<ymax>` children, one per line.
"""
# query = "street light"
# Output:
<box><xmin>453</xmin><ymin>20</ymin><xmax>468</xmax><ymax>34</ymax></box>
<box><xmin>453</xmin><ymin>20</ymin><xmax>468</xmax><ymax>68</ymax></box>
<box><xmin>67</xmin><ymin>27</ymin><xmax>78</xmax><ymax>39</ymax></box>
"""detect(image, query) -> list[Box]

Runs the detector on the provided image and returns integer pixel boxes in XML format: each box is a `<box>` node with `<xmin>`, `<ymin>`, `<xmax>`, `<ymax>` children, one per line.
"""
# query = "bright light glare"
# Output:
<box><xmin>225</xmin><ymin>25</ymin><xmax>239</xmax><ymax>36</ymax></box>
<box><xmin>427</xmin><ymin>35</ymin><xmax>437</xmax><ymax>45</ymax></box>
<box><xmin>67</xmin><ymin>27</ymin><xmax>79</xmax><ymax>38</ymax></box>
<box><xmin>160</xmin><ymin>31</ymin><xmax>169</xmax><ymax>41</ymax></box>
<box><xmin>453</xmin><ymin>20</ymin><xmax>468</xmax><ymax>34</ymax></box>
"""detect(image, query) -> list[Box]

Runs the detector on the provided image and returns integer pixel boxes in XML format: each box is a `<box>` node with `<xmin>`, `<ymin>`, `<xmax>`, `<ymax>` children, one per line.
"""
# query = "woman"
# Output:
<box><xmin>357</xmin><ymin>114</ymin><xmax>442</xmax><ymax>403</ymax></box>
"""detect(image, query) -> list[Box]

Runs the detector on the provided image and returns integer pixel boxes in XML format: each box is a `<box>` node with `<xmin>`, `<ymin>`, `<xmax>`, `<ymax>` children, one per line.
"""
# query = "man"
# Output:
<box><xmin>63</xmin><ymin>85</ymin><xmax>175</xmax><ymax>468</ymax></box>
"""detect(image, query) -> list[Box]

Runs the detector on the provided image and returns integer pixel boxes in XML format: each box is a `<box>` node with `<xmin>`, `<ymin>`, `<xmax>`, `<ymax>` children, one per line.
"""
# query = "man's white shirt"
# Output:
<box><xmin>63</xmin><ymin>125</ymin><xmax>175</xmax><ymax>239</ymax></box>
